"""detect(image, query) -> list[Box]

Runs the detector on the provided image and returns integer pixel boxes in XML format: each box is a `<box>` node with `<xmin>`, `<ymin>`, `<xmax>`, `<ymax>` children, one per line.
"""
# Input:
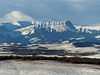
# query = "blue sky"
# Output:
<box><xmin>0</xmin><ymin>0</ymin><xmax>100</xmax><ymax>25</ymax></box>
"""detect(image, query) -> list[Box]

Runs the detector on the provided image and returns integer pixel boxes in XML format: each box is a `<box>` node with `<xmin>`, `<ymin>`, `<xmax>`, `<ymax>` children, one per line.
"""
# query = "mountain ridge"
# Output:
<box><xmin>0</xmin><ymin>20</ymin><xmax>100</xmax><ymax>45</ymax></box>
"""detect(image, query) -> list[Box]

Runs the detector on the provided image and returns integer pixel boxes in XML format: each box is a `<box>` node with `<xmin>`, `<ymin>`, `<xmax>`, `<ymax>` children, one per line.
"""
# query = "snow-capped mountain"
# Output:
<box><xmin>75</xmin><ymin>26</ymin><xmax>100</xmax><ymax>33</ymax></box>
<box><xmin>15</xmin><ymin>20</ymin><xmax>77</xmax><ymax>35</ymax></box>
<box><xmin>0</xmin><ymin>20</ymin><xmax>100</xmax><ymax>45</ymax></box>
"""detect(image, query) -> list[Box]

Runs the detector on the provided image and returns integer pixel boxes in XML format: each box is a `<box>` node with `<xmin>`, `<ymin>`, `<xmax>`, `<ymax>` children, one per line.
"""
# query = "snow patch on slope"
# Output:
<box><xmin>12</xmin><ymin>22</ymin><xmax>21</xmax><ymax>26</ymax></box>
<box><xmin>15</xmin><ymin>25</ymin><xmax>34</xmax><ymax>35</ymax></box>
<box><xmin>29</xmin><ymin>38</ymin><xmax>40</xmax><ymax>43</ymax></box>
<box><xmin>95</xmin><ymin>35</ymin><xmax>100</xmax><ymax>39</ymax></box>
<box><xmin>75</xmin><ymin>37</ymin><xmax>85</xmax><ymax>40</ymax></box>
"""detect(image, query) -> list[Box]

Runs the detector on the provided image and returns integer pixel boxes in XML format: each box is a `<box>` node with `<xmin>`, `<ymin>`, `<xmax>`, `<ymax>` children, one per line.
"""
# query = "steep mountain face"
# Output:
<box><xmin>0</xmin><ymin>20</ymin><xmax>100</xmax><ymax>45</ymax></box>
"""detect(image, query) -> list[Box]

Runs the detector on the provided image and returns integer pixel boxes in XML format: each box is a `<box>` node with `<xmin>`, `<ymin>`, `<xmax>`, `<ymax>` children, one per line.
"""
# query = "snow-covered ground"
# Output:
<box><xmin>36</xmin><ymin>43</ymin><xmax>98</xmax><ymax>53</ymax></box>
<box><xmin>83</xmin><ymin>54</ymin><xmax>100</xmax><ymax>59</ymax></box>
<box><xmin>0</xmin><ymin>60</ymin><xmax>100</xmax><ymax>75</ymax></box>
<box><xmin>0</xmin><ymin>43</ymin><xmax>100</xmax><ymax>59</ymax></box>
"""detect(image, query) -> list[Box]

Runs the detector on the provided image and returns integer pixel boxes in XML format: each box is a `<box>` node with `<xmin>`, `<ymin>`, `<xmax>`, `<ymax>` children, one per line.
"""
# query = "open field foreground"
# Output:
<box><xmin>0</xmin><ymin>60</ymin><xmax>100</xmax><ymax>75</ymax></box>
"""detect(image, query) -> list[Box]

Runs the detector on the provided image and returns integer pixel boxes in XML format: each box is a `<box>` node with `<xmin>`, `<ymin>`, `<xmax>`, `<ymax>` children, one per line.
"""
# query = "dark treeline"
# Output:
<box><xmin>0</xmin><ymin>55</ymin><xmax>100</xmax><ymax>65</ymax></box>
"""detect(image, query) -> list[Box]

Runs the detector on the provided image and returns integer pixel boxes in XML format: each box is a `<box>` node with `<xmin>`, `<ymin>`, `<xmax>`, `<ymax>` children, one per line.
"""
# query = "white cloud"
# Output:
<box><xmin>0</xmin><ymin>0</ymin><xmax>100</xmax><ymax>25</ymax></box>
<box><xmin>66</xmin><ymin>0</ymin><xmax>83</xmax><ymax>2</ymax></box>
<box><xmin>0</xmin><ymin>11</ymin><xmax>35</xmax><ymax>23</ymax></box>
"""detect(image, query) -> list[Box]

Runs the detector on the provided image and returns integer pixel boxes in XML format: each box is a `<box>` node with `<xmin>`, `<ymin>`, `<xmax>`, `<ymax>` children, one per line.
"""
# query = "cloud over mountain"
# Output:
<box><xmin>0</xmin><ymin>0</ymin><xmax>100</xmax><ymax>25</ymax></box>
<box><xmin>0</xmin><ymin>11</ymin><xmax>34</xmax><ymax>23</ymax></box>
